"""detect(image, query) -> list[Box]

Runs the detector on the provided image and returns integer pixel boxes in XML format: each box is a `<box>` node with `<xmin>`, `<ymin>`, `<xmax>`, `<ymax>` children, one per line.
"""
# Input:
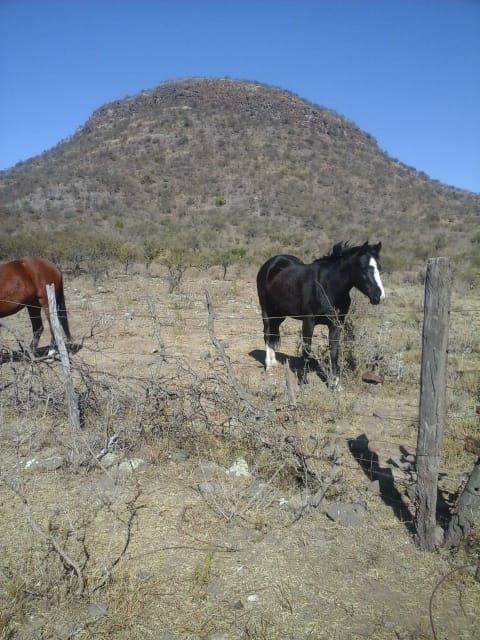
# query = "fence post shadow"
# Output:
<box><xmin>348</xmin><ymin>433</ymin><xmax>414</xmax><ymax>533</ymax></box>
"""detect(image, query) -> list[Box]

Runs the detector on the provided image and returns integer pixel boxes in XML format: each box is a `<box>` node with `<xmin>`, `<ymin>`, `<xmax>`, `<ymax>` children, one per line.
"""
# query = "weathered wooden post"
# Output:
<box><xmin>414</xmin><ymin>257</ymin><xmax>452</xmax><ymax>550</ymax></box>
<box><xmin>47</xmin><ymin>284</ymin><xmax>80</xmax><ymax>430</ymax></box>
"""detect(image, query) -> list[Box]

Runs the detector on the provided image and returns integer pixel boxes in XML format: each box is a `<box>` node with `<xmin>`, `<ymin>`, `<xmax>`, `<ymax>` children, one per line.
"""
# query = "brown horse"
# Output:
<box><xmin>0</xmin><ymin>257</ymin><xmax>72</xmax><ymax>351</ymax></box>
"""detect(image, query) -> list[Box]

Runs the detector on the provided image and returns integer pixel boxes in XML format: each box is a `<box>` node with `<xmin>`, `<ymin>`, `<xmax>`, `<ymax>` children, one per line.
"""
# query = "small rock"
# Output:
<box><xmin>361</xmin><ymin>371</ymin><xmax>384</xmax><ymax>385</ymax></box>
<box><xmin>434</xmin><ymin>526</ymin><xmax>445</xmax><ymax>547</ymax></box>
<box><xmin>85</xmin><ymin>603</ymin><xmax>107</xmax><ymax>624</ymax></box>
<box><xmin>405</xmin><ymin>484</ymin><xmax>417</xmax><ymax>502</ymax></box>
<box><xmin>170</xmin><ymin>449</ymin><xmax>189</xmax><ymax>462</ymax></box>
<box><xmin>101</xmin><ymin>452</ymin><xmax>119</xmax><ymax>468</ymax></box>
<box><xmin>198</xmin><ymin>481</ymin><xmax>219</xmax><ymax>495</ymax></box>
<box><xmin>287</xmin><ymin>492</ymin><xmax>310</xmax><ymax>513</ymax></box>
<box><xmin>390</xmin><ymin>467</ymin><xmax>408</xmax><ymax>481</ymax></box>
<box><xmin>24</xmin><ymin>454</ymin><xmax>65</xmax><ymax>472</ymax></box>
<box><xmin>326</xmin><ymin>502</ymin><xmax>367</xmax><ymax>528</ymax></box>
<box><xmin>227</xmin><ymin>457</ymin><xmax>250</xmax><ymax>477</ymax></box>
<box><xmin>246</xmin><ymin>594</ymin><xmax>259</xmax><ymax>603</ymax></box>
<box><xmin>118</xmin><ymin>458</ymin><xmax>146</xmax><ymax>473</ymax></box>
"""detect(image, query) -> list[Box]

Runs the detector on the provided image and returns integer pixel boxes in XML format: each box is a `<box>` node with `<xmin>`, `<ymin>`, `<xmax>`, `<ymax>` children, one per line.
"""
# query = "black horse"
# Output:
<box><xmin>256</xmin><ymin>242</ymin><xmax>385</xmax><ymax>386</ymax></box>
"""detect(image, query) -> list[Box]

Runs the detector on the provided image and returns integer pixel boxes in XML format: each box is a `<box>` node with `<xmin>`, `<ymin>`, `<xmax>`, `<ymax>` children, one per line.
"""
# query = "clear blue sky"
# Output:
<box><xmin>1</xmin><ymin>0</ymin><xmax>479</xmax><ymax>193</ymax></box>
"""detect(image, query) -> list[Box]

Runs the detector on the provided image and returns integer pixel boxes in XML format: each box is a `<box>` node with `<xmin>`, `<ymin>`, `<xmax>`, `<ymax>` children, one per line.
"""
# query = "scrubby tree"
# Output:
<box><xmin>117</xmin><ymin>243</ymin><xmax>139</xmax><ymax>274</ymax></box>
<box><xmin>211</xmin><ymin>247</ymin><xmax>247</xmax><ymax>279</ymax></box>
<box><xmin>160</xmin><ymin>249</ymin><xmax>192</xmax><ymax>293</ymax></box>
<box><xmin>143</xmin><ymin>238</ymin><xmax>162</xmax><ymax>272</ymax></box>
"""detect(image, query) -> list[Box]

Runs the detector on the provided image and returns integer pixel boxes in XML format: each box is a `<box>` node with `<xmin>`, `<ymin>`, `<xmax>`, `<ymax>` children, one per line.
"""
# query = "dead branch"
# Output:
<box><xmin>91</xmin><ymin>483</ymin><xmax>143</xmax><ymax>593</ymax></box>
<box><xmin>2</xmin><ymin>479</ymin><xmax>86</xmax><ymax>596</ymax></box>
<box><xmin>283</xmin><ymin>359</ymin><xmax>297</xmax><ymax>408</ymax></box>
<box><xmin>146</xmin><ymin>295</ymin><xmax>167</xmax><ymax>361</ymax></box>
<box><xmin>0</xmin><ymin>320</ymin><xmax>34</xmax><ymax>361</ymax></box>
<box><xmin>429</xmin><ymin>564</ymin><xmax>477</xmax><ymax>640</ymax></box>
<box><xmin>205</xmin><ymin>288</ymin><xmax>264</xmax><ymax>417</ymax></box>
<box><xmin>308</xmin><ymin>460</ymin><xmax>343</xmax><ymax>508</ymax></box>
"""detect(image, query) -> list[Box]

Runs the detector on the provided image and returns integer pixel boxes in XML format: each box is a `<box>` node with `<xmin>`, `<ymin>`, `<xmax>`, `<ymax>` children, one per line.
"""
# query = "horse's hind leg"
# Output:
<box><xmin>263</xmin><ymin>315</ymin><xmax>283</xmax><ymax>370</ymax></box>
<box><xmin>42</xmin><ymin>303</ymin><xmax>58</xmax><ymax>354</ymax></box>
<box><xmin>27</xmin><ymin>304</ymin><xmax>44</xmax><ymax>352</ymax></box>
<box><xmin>328</xmin><ymin>324</ymin><xmax>342</xmax><ymax>389</ymax></box>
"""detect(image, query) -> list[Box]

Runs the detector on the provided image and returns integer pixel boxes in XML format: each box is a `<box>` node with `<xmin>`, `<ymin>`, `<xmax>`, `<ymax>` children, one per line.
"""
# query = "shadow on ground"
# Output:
<box><xmin>0</xmin><ymin>342</ymin><xmax>82</xmax><ymax>365</ymax></box>
<box><xmin>347</xmin><ymin>433</ymin><xmax>415</xmax><ymax>533</ymax></box>
<box><xmin>249</xmin><ymin>348</ymin><xmax>328</xmax><ymax>383</ymax></box>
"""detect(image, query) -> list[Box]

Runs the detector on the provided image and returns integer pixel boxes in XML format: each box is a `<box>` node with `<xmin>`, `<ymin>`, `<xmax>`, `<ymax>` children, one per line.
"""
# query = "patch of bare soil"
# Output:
<box><xmin>1</xmin><ymin>265</ymin><xmax>479</xmax><ymax>639</ymax></box>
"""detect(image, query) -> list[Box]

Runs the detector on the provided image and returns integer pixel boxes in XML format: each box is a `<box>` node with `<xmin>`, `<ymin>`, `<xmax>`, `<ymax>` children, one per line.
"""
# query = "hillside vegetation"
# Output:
<box><xmin>0</xmin><ymin>78</ymin><xmax>479</xmax><ymax>280</ymax></box>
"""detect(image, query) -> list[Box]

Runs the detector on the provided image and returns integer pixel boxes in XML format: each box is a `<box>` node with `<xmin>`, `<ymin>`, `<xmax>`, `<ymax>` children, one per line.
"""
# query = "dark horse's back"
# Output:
<box><xmin>256</xmin><ymin>254</ymin><xmax>304</xmax><ymax>313</ymax></box>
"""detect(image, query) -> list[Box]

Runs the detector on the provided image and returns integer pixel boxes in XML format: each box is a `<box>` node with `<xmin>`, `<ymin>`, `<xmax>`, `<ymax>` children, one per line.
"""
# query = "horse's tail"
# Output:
<box><xmin>56</xmin><ymin>280</ymin><xmax>72</xmax><ymax>342</ymax></box>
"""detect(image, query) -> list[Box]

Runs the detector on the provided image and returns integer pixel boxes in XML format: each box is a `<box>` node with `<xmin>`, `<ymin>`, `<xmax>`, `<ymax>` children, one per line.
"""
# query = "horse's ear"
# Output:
<box><xmin>331</xmin><ymin>242</ymin><xmax>343</xmax><ymax>258</ymax></box>
<box><xmin>359</xmin><ymin>241</ymin><xmax>369</xmax><ymax>254</ymax></box>
<box><xmin>374</xmin><ymin>241</ymin><xmax>382</xmax><ymax>254</ymax></box>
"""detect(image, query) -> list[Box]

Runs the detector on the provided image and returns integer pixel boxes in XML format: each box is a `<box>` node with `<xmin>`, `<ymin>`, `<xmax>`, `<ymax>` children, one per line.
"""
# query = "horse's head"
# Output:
<box><xmin>352</xmin><ymin>242</ymin><xmax>385</xmax><ymax>305</ymax></box>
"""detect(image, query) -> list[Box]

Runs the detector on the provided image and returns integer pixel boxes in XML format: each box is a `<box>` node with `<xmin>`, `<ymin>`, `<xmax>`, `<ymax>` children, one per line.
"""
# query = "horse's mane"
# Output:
<box><xmin>314</xmin><ymin>241</ymin><xmax>366</xmax><ymax>264</ymax></box>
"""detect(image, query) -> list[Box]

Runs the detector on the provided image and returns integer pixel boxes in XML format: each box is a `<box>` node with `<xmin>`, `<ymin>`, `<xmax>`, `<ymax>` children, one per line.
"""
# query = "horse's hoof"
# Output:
<box><xmin>328</xmin><ymin>376</ymin><xmax>340</xmax><ymax>390</ymax></box>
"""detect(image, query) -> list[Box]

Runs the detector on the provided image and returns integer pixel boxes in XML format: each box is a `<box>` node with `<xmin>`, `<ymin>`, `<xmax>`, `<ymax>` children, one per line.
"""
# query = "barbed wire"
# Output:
<box><xmin>1</xmin><ymin>297</ymin><xmax>480</xmax><ymax>318</ymax></box>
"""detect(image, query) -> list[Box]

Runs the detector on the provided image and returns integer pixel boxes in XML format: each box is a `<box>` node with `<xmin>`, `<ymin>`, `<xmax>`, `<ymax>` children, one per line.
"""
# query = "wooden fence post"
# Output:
<box><xmin>414</xmin><ymin>257</ymin><xmax>452</xmax><ymax>550</ymax></box>
<box><xmin>47</xmin><ymin>284</ymin><xmax>80</xmax><ymax>430</ymax></box>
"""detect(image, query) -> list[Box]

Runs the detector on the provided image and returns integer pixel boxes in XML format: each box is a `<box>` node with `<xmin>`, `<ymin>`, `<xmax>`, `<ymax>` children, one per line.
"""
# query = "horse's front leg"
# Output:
<box><xmin>328</xmin><ymin>324</ymin><xmax>342</xmax><ymax>389</ymax></box>
<box><xmin>300</xmin><ymin>317</ymin><xmax>315</xmax><ymax>383</ymax></box>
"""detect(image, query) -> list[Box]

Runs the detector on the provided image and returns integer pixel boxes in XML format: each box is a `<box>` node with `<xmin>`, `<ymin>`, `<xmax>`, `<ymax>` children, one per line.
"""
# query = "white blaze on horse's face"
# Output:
<box><xmin>369</xmin><ymin>257</ymin><xmax>385</xmax><ymax>300</ymax></box>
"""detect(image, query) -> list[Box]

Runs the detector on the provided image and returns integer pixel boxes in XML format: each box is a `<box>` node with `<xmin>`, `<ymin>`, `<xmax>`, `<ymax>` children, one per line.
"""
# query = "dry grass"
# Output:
<box><xmin>0</xmin><ymin>264</ymin><xmax>479</xmax><ymax>639</ymax></box>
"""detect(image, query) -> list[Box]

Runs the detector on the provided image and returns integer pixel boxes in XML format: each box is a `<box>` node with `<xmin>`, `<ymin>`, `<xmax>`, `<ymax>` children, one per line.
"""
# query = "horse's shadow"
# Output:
<box><xmin>0</xmin><ymin>342</ymin><xmax>82</xmax><ymax>365</ymax></box>
<box><xmin>249</xmin><ymin>349</ymin><xmax>328</xmax><ymax>383</ymax></box>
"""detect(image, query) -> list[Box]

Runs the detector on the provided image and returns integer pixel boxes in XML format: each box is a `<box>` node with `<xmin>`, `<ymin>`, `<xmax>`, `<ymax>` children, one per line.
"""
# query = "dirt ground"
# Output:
<box><xmin>1</xmin><ymin>264</ymin><xmax>479</xmax><ymax>639</ymax></box>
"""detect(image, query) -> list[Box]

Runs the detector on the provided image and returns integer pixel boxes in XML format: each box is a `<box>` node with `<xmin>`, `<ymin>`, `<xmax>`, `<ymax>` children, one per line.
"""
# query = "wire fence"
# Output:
<box><xmin>1</xmin><ymin>282</ymin><xmax>478</xmax><ymax>435</ymax></box>
<box><xmin>1</xmin><ymin>277</ymin><xmax>479</xmax><ymax>640</ymax></box>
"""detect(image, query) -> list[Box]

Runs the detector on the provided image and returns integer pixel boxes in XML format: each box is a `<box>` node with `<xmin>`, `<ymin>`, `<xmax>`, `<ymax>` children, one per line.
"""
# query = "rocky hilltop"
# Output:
<box><xmin>1</xmin><ymin>78</ymin><xmax>479</xmax><ymax>269</ymax></box>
